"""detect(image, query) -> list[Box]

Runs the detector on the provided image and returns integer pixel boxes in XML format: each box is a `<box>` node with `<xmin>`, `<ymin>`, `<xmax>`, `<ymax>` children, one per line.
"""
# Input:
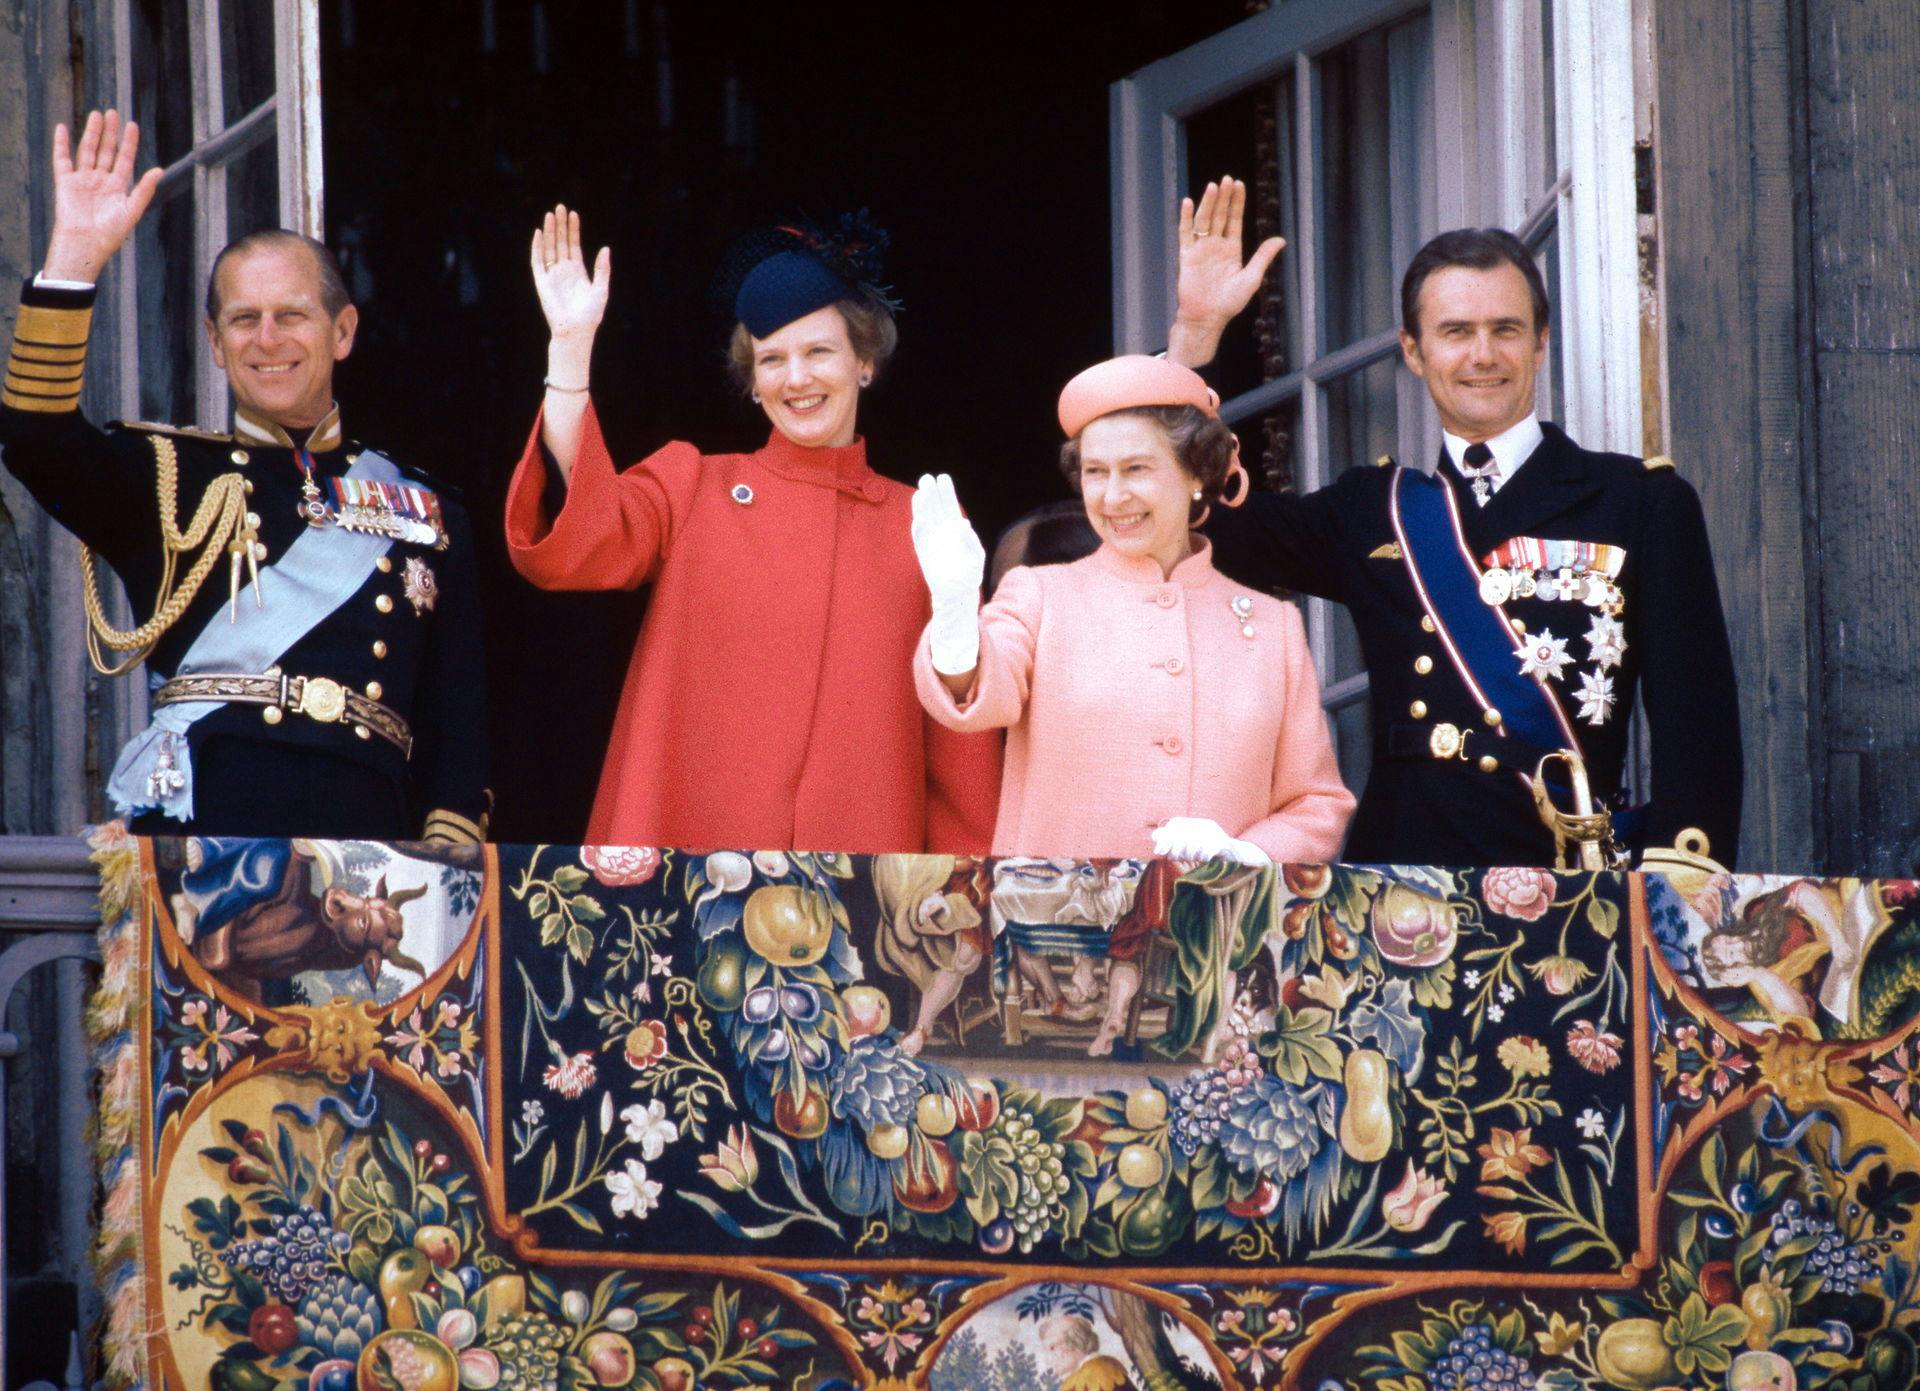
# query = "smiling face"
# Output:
<box><xmin>1075</xmin><ymin>412</ymin><xmax>1199</xmax><ymax>576</ymax></box>
<box><xmin>1399</xmin><ymin>261</ymin><xmax>1548</xmax><ymax>442</ymax></box>
<box><xmin>748</xmin><ymin>305</ymin><xmax>867</xmax><ymax>449</ymax></box>
<box><xmin>203</xmin><ymin>243</ymin><xmax>358</xmax><ymax>431</ymax></box>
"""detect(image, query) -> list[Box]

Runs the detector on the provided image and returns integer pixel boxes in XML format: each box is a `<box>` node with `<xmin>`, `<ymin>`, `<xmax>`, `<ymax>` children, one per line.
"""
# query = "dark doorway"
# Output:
<box><xmin>322</xmin><ymin>0</ymin><xmax>1246</xmax><ymax>841</ymax></box>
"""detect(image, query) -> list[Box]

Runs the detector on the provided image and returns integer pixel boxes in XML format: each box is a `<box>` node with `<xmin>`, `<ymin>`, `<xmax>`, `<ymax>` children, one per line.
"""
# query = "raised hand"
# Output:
<box><xmin>44</xmin><ymin>110</ymin><xmax>164</xmax><ymax>282</ymax></box>
<box><xmin>1169</xmin><ymin>176</ymin><xmax>1286</xmax><ymax>368</ymax></box>
<box><xmin>911</xmin><ymin>473</ymin><xmax>986</xmax><ymax>678</ymax></box>
<box><xmin>530</xmin><ymin>204</ymin><xmax>611</xmax><ymax>345</ymax></box>
<box><xmin>911</xmin><ymin>473</ymin><xmax>985</xmax><ymax>602</ymax></box>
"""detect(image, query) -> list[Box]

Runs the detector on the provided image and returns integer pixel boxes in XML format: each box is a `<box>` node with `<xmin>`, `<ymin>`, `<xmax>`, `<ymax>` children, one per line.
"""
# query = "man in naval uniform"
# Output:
<box><xmin>0</xmin><ymin>110</ymin><xmax>488</xmax><ymax>842</ymax></box>
<box><xmin>1202</xmin><ymin>226</ymin><xmax>1742</xmax><ymax>868</ymax></box>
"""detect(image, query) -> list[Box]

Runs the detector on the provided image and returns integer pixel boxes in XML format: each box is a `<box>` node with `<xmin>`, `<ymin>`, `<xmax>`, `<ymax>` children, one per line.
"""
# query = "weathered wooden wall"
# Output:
<box><xmin>1653</xmin><ymin>0</ymin><xmax>1817</xmax><ymax>874</ymax></box>
<box><xmin>1801</xmin><ymin>0</ymin><xmax>1920</xmax><ymax>876</ymax></box>
<box><xmin>1657</xmin><ymin>0</ymin><xmax>1920</xmax><ymax>877</ymax></box>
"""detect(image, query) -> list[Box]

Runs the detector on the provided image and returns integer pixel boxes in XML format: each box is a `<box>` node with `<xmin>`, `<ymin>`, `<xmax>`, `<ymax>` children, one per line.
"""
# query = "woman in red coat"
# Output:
<box><xmin>505</xmin><ymin>206</ymin><xmax>1000</xmax><ymax>852</ymax></box>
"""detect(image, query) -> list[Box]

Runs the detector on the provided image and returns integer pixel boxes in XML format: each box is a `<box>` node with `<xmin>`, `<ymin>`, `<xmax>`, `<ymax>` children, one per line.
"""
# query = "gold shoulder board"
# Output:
<box><xmin>1643</xmin><ymin>454</ymin><xmax>1677</xmax><ymax>472</ymax></box>
<box><xmin>110</xmin><ymin>419</ymin><xmax>233</xmax><ymax>444</ymax></box>
<box><xmin>1374</xmin><ymin>453</ymin><xmax>1395</xmax><ymax>468</ymax></box>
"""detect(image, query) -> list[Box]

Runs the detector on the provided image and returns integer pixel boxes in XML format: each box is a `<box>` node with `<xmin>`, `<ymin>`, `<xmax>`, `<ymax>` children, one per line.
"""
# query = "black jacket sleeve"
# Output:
<box><xmin>0</xmin><ymin>279</ymin><xmax>163</xmax><ymax>570</ymax></box>
<box><xmin>1630</xmin><ymin>470</ymin><xmax>1744</xmax><ymax>864</ymax></box>
<box><xmin>409</xmin><ymin>491</ymin><xmax>492</xmax><ymax>842</ymax></box>
<box><xmin>1203</xmin><ymin>478</ymin><xmax>1352</xmax><ymax>603</ymax></box>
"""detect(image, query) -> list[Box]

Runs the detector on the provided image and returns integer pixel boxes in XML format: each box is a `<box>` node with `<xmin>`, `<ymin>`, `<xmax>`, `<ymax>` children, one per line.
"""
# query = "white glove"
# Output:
<box><xmin>1152</xmin><ymin>816</ymin><xmax>1271</xmax><ymax>866</ymax></box>
<box><xmin>910</xmin><ymin>473</ymin><xmax>986</xmax><ymax>675</ymax></box>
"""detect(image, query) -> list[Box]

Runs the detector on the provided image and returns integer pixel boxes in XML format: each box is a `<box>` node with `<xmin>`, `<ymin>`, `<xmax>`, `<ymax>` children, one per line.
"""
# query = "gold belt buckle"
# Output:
<box><xmin>293</xmin><ymin>675</ymin><xmax>347</xmax><ymax>723</ymax></box>
<box><xmin>1428</xmin><ymin>722</ymin><xmax>1470</xmax><ymax>761</ymax></box>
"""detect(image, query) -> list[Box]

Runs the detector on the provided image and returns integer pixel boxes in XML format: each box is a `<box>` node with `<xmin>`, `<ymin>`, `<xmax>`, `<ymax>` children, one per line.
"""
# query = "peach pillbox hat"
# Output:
<box><xmin>1056</xmin><ymin>355</ymin><xmax>1221</xmax><ymax>438</ymax></box>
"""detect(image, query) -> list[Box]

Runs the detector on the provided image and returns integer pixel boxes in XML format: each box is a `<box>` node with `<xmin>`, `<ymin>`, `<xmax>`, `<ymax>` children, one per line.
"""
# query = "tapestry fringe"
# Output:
<box><xmin>84</xmin><ymin>821</ymin><xmax>147</xmax><ymax>1391</ymax></box>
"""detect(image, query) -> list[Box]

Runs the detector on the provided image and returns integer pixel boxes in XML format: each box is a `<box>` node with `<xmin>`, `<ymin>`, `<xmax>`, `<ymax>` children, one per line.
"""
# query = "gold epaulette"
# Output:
<box><xmin>1643</xmin><ymin>454</ymin><xmax>1677</xmax><ymax>472</ymax></box>
<box><xmin>1374</xmin><ymin>453</ymin><xmax>1395</xmax><ymax>467</ymax></box>
<box><xmin>110</xmin><ymin>419</ymin><xmax>234</xmax><ymax>445</ymax></box>
<box><xmin>3</xmin><ymin>301</ymin><xmax>92</xmax><ymax>412</ymax></box>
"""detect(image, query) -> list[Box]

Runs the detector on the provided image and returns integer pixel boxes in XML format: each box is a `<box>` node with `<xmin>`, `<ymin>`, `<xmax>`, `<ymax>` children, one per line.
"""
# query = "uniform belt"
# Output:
<box><xmin>154</xmin><ymin>672</ymin><xmax>412</xmax><ymax>757</ymax></box>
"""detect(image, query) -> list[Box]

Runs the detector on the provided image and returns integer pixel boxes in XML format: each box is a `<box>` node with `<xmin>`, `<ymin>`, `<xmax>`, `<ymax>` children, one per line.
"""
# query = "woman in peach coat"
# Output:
<box><xmin>909</xmin><ymin>355</ymin><xmax>1355</xmax><ymax>1053</ymax></box>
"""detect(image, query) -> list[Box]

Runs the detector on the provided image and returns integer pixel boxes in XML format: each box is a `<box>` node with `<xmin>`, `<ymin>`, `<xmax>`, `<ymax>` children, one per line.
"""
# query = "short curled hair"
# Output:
<box><xmin>206</xmin><ymin>229</ymin><xmax>352</xmax><ymax>322</ymax></box>
<box><xmin>726</xmin><ymin>294</ymin><xmax>899</xmax><ymax>397</ymax></box>
<box><xmin>1058</xmin><ymin>404</ymin><xmax>1237</xmax><ymax>503</ymax></box>
<box><xmin>1399</xmin><ymin>227</ymin><xmax>1549</xmax><ymax>340</ymax></box>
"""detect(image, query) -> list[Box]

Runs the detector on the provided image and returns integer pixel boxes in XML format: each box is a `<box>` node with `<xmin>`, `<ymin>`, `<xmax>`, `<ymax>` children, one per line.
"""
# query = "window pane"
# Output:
<box><xmin>1533</xmin><ymin>222</ymin><xmax>1564</xmax><ymax>423</ymax></box>
<box><xmin>1322</xmin><ymin>353</ymin><xmax>1400</xmax><ymax>483</ymax></box>
<box><xmin>1320</xmin><ymin>15</ymin><xmax>1431</xmax><ymax>352</ymax></box>
<box><xmin>135</xmin><ymin>189</ymin><xmax>199</xmax><ymax>425</ymax></box>
<box><xmin>131</xmin><ymin>0</ymin><xmax>196</xmax><ymax>167</ymax></box>
<box><xmin>222</xmin><ymin>0</ymin><xmax>280</xmax><ymax>128</ymax></box>
<box><xmin>1184</xmin><ymin>74</ymin><xmax>1297</xmax><ymax>401</ymax></box>
<box><xmin>224</xmin><ymin>136</ymin><xmax>282</xmax><ymax>240</ymax></box>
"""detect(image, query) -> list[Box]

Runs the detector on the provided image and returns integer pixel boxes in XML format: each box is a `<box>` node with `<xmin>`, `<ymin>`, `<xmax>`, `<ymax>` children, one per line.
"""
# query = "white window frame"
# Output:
<box><xmin>1111</xmin><ymin>0</ymin><xmax>1642</xmax><ymax>771</ymax></box>
<box><xmin>89</xmin><ymin>0</ymin><xmax>323</xmax><ymax>754</ymax></box>
<box><xmin>108</xmin><ymin>0</ymin><xmax>324</xmax><ymax>432</ymax></box>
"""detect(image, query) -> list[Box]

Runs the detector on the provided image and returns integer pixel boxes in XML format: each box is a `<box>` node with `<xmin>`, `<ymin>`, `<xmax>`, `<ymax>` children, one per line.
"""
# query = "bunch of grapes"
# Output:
<box><xmin>222</xmin><ymin>1204</ymin><xmax>348</xmax><ymax>1302</ymax></box>
<box><xmin>1765</xmin><ymin>1199</ymin><xmax>1886</xmax><ymax>1296</ymax></box>
<box><xmin>1169</xmin><ymin>1070</ymin><xmax>1236</xmax><ymax>1157</ymax></box>
<box><xmin>1426</xmin><ymin>1323</ymin><xmax>1535</xmax><ymax>1390</ymax></box>
<box><xmin>492</xmin><ymin>1309</ymin><xmax>566</xmax><ymax>1389</ymax></box>
<box><xmin>992</xmin><ymin>1109</ymin><xmax>1071</xmax><ymax>1253</ymax></box>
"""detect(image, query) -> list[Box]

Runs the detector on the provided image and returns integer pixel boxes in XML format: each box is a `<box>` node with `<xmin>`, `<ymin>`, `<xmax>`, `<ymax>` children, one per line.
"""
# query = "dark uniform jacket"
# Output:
<box><xmin>1206</xmin><ymin>422</ymin><xmax>1743</xmax><ymax>868</ymax></box>
<box><xmin>0</xmin><ymin>279</ymin><xmax>488</xmax><ymax>841</ymax></box>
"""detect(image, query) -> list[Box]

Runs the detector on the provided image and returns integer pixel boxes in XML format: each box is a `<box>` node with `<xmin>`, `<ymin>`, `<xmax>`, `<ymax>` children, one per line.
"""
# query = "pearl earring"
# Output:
<box><xmin>1192</xmin><ymin>488</ymin><xmax>1203</xmax><ymax>502</ymax></box>
<box><xmin>750</xmin><ymin>390</ymin><xmax>761</xmax><ymax>404</ymax></box>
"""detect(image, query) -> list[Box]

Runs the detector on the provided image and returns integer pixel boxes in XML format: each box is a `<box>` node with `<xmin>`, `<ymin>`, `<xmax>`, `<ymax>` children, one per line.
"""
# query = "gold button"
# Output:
<box><xmin>346</xmin><ymin>451</ymin><xmax>361</xmax><ymax>464</ymax></box>
<box><xmin>1414</xmin><ymin>656</ymin><xmax>1433</xmax><ymax>675</ymax></box>
<box><xmin>264</xmin><ymin>664</ymin><xmax>282</xmax><ymax>678</ymax></box>
<box><xmin>365</xmin><ymin>681</ymin><xmax>383</xmax><ymax>700</ymax></box>
<box><xmin>375</xmin><ymin>594</ymin><xmax>394</xmax><ymax>614</ymax></box>
<box><xmin>372</xmin><ymin>640</ymin><xmax>388</xmax><ymax>659</ymax></box>
<box><xmin>376</xmin><ymin>556</ymin><xmax>392</xmax><ymax>573</ymax></box>
<box><xmin>242</xmin><ymin>479</ymin><xmax>254</xmax><ymax>494</ymax></box>
<box><xmin>229</xmin><ymin>448</ymin><xmax>250</xmax><ymax>465</ymax></box>
<box><xmin>1483</xmin><ymin>708</ymin><xmax>1502</xmax><ymax>727</ymax></box>
<box><xmin>354</xmin><ymin>724</ymin><xmax>371</xmax><ymax>740</ymax></box>
<box><xmin>1420</xmin><ymin>615</ymin><xmax>1436</xmax><ymax>633</ymax></box>
<box><xmin>262</xmin><ymin>705</ymin><xmax>283</xmax><ymax>725</ymax></box>
<box><xmin>1410</xmin><ymin>700</ymin><xmax>1428</xmax><ymax>719</ymax></box>
<box><xmin>1478</xmin><ymin>754</ymin><xmax>1499</xmax><ymax>773</ymax></box>
<box><xmin>1511</xmin><ymin>617</ymin><xmax>1527</xmax><ymax>634</ymax></box>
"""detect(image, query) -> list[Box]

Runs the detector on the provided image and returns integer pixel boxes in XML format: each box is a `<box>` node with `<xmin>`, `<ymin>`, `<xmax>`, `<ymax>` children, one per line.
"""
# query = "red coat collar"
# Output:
<box><xmin>755</xmin><ymin>430</ymin><xmax>887</xmax><ymax>502</ymax></box>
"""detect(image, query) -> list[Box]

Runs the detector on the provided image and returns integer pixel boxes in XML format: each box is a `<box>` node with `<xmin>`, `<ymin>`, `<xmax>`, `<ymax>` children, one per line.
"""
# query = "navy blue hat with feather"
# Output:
<box><xmin>713</xmin><ymin>210</ymin><xmax>900</xmax><ymax>338</ymax></box>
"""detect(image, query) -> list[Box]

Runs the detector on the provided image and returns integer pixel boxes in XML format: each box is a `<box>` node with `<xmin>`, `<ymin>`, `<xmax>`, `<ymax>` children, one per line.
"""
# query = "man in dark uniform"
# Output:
<box><xmin>1203</xmin><ymin>226</ymin><xmax>1742</xmax><ymax>868</ymax></box>
<box><xmin>0</xmin><ymin>109</ymin><xmax>488</xmax><ymax>842</ymax></box>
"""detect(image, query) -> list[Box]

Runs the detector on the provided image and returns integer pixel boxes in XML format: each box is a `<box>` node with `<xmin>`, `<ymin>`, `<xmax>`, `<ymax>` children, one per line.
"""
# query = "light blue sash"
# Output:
<box><xmin>107</xmin><ymin>450</ymin><xmax>404</xmax><ymax>821</ymax></box>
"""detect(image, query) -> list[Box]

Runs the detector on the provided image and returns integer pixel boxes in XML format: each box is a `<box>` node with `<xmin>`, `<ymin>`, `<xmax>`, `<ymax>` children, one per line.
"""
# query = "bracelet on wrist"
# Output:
<box><xmin>543</xmin><ymin>377</ymin><xmax>589</xmax><ymax>394</ymax></box>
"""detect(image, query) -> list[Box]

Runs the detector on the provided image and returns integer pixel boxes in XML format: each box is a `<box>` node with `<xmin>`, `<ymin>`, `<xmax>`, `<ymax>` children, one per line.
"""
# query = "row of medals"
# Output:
<box><xmin>1480</xmin><ymin>564</ymin><xmax>1623</xmax><ymax>616</ymax></box>
<box><xmin>301</xmin><ymin>481</ymin><xmax>446</xmax><ymax>548</ymax></box>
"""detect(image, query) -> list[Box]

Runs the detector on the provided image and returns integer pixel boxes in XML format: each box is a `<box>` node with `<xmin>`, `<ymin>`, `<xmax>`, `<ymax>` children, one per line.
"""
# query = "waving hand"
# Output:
<box><xmin>44</xmin><ymin>111</ymin><xmax>164</xmax><ymax>282</ymax></box>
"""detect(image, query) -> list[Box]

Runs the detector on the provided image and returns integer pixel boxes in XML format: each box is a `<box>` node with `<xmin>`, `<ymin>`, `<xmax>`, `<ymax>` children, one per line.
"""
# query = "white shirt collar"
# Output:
<box><xmin>1442</xmin><ymin>414</ymin><xmax>1544</xmax><ymax>495</ymax></box>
